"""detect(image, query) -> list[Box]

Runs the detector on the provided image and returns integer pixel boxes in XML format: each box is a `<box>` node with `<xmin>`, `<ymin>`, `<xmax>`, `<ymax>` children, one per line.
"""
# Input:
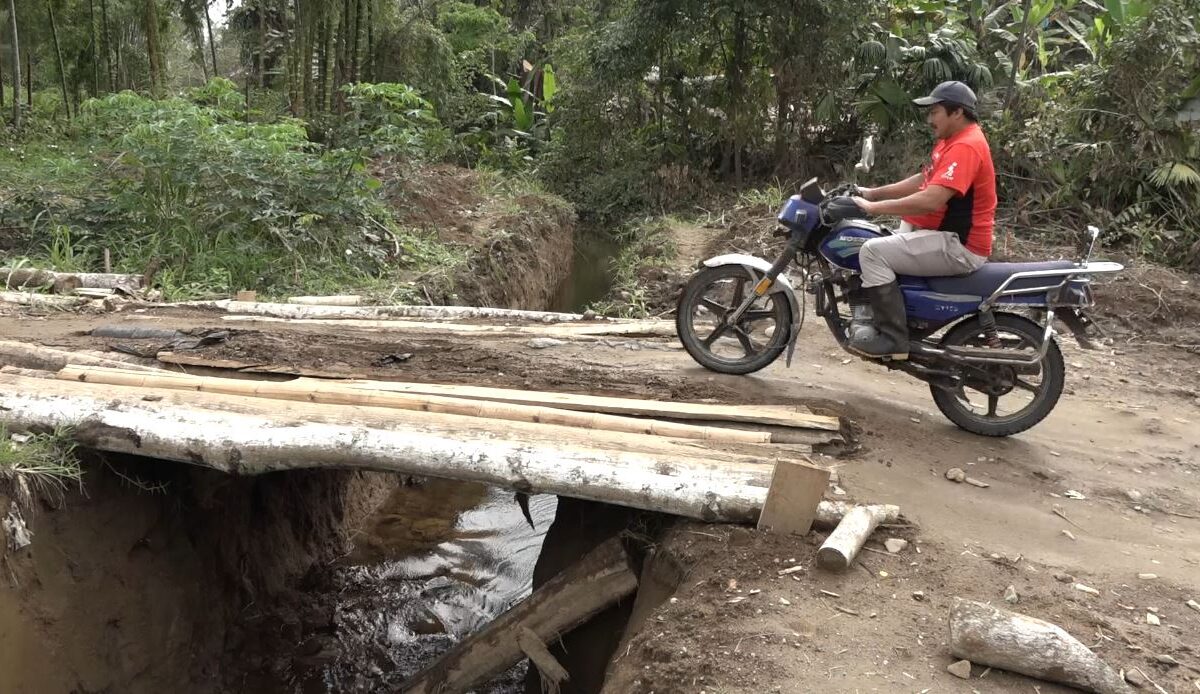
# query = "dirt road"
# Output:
<box><xmin>2</xmin><ymin>300</ymin><xmax>1198</xmax><ymax>692</ymax></box>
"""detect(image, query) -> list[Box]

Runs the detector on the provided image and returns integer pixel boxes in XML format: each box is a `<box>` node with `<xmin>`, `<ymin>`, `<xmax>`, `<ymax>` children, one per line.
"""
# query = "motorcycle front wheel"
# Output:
<box><xmin>675</xmin><ymin>265</ymin><xmax>794</xmax><ymax>375</ymax></box>
<box><xmin>930</xmin><ymin>312</ymin><xmax>1065</xmax><ymax>437</ymax></box>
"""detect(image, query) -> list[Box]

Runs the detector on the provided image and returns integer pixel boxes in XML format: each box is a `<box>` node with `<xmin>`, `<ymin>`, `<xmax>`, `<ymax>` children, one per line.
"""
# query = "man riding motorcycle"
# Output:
<box><xmin>848</xmin><ymin>80</ymin><xmax>997</xmax><ymax>360</ymax></box>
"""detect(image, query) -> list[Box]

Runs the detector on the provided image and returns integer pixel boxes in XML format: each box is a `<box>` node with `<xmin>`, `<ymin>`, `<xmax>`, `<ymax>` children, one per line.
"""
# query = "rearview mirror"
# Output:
<box><xmin>855</xmin><ymin>136</ymin><xmax>876</xmax><ymax>174</ymax></box>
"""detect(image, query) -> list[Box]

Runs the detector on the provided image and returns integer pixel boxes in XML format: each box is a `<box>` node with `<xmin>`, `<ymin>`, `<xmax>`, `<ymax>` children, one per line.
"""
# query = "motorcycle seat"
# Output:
<box><xmin>925</xmin><ymin>261</ymin><xmax>1078</xmax><ymax>298</ymax></box>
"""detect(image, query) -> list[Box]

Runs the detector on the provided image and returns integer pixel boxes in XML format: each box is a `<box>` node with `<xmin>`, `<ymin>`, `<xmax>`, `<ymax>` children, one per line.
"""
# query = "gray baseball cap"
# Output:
<box><xmin>913</xmin><ymin>81</ymin><xmax>977</xmax><ymax>111</ymax></box>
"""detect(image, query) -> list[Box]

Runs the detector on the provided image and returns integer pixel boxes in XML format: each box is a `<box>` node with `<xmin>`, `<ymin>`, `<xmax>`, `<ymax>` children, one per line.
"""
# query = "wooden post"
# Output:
<box><xmin>756</xmin><ymin>459</ymin><xmax>830</xmax><ymax>535</ymax></box>
<box><xmin>399</xmin><ymin>537</ymin><xmax>638</xmax><ymax>694</ymax></box>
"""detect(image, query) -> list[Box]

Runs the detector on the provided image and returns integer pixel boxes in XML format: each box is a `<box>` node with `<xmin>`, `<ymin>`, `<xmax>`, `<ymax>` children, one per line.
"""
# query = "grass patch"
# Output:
<box><xmin>0</xmin><ymin>425</ymin><xmax>84</xmax><ymax>499</ymax></box>
<box><xmin>589</xmin><ymin>216</ymin><xmax>678</xmax><ymax>318</ymax></box>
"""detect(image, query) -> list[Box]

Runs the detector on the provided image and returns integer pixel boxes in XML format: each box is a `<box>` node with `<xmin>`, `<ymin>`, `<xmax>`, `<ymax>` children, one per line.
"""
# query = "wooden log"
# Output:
<box><xmin>400</xmin><ymin>537</ymin><xmax>637</xmax><ymax>694</ymax></box>
<box><xmin>57</xmin><ymin>366</ymin><xmax>771</xmax><ymax>444</ymax></box>
<box><xmin>0</xmin><ymin>373</ymin><xmax>780</xmax><ymax>521</ymax></box>
<box><xmin>219</xmin><ymin>315</ymin><xmax>676</xmax><ymax>338</ymax></box>
<box><xmin>0</xmin><ymin>340</ymin><xmax>160</xmax><ymax>373</ymax></box>
<box><xmin>1</xmin><ymin>268</ymin><xmax>80</xmax><ymax>293</ymax></box>
<box><xmin>0</xmin><ymin>268</ymin><xmax>144</xmax><ymax>291</ymax></box>
<box><xmin>287</xmin><ymin>295</ymin><xmax>363</xmax><ymax>306</ymax></box>
<box><xmin>334</xmin><ymin>379</ymin><xmax>842</xmax><ymax>432</ymax></box>
<box><xmin>0</xmin><ymin>291</ymin><xmax>87</xmax><ymax>309</ymax></box>
<box><xmin>816</xmin><ymin>505</ymin><xmax>892</xmax><ymax>570</ymax></box>
<box><xmin>949</xmin><ymin>598</ymin><xmax>1133</xmax><ymax>694</ymax></box>
<box><xmin>182</xmin><ymin>299</ymin><xmax>588</xmax><ymax>323</ymax></box>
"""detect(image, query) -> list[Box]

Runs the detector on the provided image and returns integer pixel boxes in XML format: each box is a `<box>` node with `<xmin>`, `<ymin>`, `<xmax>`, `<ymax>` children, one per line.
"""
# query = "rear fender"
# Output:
<box><xmin>701</xmin><ymin>254</ymin><xmax>803</xmax><ymax>366</ymax></box>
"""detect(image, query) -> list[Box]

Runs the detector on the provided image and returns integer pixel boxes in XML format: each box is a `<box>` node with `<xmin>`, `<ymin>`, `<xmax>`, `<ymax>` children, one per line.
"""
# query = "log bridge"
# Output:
<box><xmin>0</xmin><ymin>355</ymin><xmax>850</xmax><ymax>524</ymax></box>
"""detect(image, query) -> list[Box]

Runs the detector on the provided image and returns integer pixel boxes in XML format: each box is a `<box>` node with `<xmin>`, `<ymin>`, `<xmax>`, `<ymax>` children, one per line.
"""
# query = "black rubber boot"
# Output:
<box><xmin>849</xmin><ymin>282</ymin><xmax>910</xmax><ymax>360</ymax></box>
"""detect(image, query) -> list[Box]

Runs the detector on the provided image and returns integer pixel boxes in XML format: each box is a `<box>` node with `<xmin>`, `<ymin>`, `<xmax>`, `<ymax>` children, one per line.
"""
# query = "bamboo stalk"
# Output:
<box><xmin>57</xmin><ymin>365</ymin><xmax>772</xmax><ymax>444</ymax></box>
<box><xmin>331</xmin><ymin>378</ymin><xmax>841</xmax><ymax>431</ymax></box>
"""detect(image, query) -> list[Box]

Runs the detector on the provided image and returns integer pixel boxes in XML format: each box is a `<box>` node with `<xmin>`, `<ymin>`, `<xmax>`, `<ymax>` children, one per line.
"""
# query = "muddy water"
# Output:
<box><xmin>553</xmin><ymin>228</ymin><xmax>621</xmax><ymax>313</ymax></box>
<box><xmin>314</xmin><ymin>479</ymin><xmax>557</xmax><ymax>692</ymax></box>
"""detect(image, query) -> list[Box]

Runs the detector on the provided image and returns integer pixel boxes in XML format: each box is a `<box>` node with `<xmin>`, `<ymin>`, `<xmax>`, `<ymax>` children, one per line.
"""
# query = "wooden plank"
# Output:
<box><xmin>59</xmin><ymin>365</ymin><xmax>773</xmax><ymax>444</ymax></box>
<box><xmin>334</xmin><ymin>379</ymin><xmax>842</xmax><ymax>432</ymax></box>
<box><xmin>220</xmin><ymin>314</ymin><xmax>677</xmax><ymax>338</ymax></box>
<box><xmin>756</xmin><ymin>459</ymin><xmax>831</xmax><ymax>536</ymax></box>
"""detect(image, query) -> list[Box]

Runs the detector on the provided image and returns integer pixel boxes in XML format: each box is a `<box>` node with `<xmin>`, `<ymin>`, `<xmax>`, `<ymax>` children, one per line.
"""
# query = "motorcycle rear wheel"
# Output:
<box><xmin>676</xmin><ymin>265</ymin><xmax>793</xmax><ymax>375</ymax></box>
<box><xmin>930</xmin><ymin>312</ymin><xmax>1065</xmax><ymax>437</ymax></box>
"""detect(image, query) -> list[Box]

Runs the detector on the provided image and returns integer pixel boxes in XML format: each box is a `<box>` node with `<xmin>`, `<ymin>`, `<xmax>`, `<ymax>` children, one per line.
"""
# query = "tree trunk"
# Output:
<box><xmin>351</xmin><ymin>0</ymin><xmax>362</xmax><ymax>82</ymax></box>
<box><xmin>1005</xmin><ymin>0</ymin><xmax>1035</xmax><ymax>111</ymax></box>
<box><xmin>100</xmin><ymin>0</ymin><xmax>115</xmax><ymax>89</ymax></box>
<box><xmin>88</xmin><ymin>0</ymin><xmax>100</xmax><ymax>95</ymax></box>
<box><xmin>0</xmin><ymin>341</ymin><xmax>158</xmax><ymax>372</ymax></box>
<box><xmin>47</xmin><ymin>0</ymin><xmax>72</xmax><ymax>118</ymax></box>
<box><xmin>203</xmin><ymin>0</ymin><xmax>218</xmax><ymax>77</ymax></box>
<box><xmin>318</xmin><ymin>14</ymin><xmax>329</xmax><ymax>111</ymax></box>
<box><xmin>24</xmin><ymin>52</ymin><xmax>30</xmax><ymax>109</ymax></box>
<box><xmin>301</xmin><ymin>0</ymin><xmax>313</xmax><ymax>116</ymax></box>
<box><xmin>195</xmin><ymin>22</ymin><xmax>209</xmax><ymax>81</ymax></box>
<box><xmin>7</xmin><ymin>0</ymin><xmax>19</xmax><ymax>129</ymax></box>
<box><xmin>333</xmin><ymin>0</ymin><xmax>349</xmax><ymax>112</ymax></box>
<box><xmin>365</xmin><ymin>0</ymin><xmax>372</xmax><ymax>81</ymax></box>
<box><xmin>257</xmin><ymin>0</ymin><xmax>266</xmax><ymax>89</ymax></box>
<box><xmin>143</xmin><ymin>0</ymin><xmax>163</xmax><ymax>95</ymax></box>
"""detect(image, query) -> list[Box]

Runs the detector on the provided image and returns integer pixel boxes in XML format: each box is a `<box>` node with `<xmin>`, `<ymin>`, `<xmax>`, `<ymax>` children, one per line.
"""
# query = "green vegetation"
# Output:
<box><xmin>0</xmin><ymin>426</ymin><xmax>83</xmax><ymax>498</ymax></box>
<box><xmin>0</xmin><ymin>0</ymin><xmax>1197</xmax><ymax>301</ymax></box>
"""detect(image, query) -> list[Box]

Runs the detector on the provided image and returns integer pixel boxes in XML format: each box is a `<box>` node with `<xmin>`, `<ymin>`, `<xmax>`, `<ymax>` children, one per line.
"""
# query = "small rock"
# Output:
<box><xmin>582</xmin><ymin>309</ymin><xmax>598</xmax><ymax>321</ymax></box>
<box><xmin>1054</xmin><ymin>572</ymin><xmax>1075</xmax><ymax>584</ymax></box>
<box><xmin>912</xmin><ymin>591</ymin><xmax>926</xmax><ymax>601</ymax></box>
<box><xmin>945</xmin><ymin>467</ymin><xmax>967</xmax><ymax>483</ymax></box>
<box><xmin>1126</xmin><ymin>490</ymin><xmax>1144</xmax><ymax>502</ymax></box>
<box><xmin>779</xmin><ymin>597</ymin><xmax>791</xmax><ymax>606</ymax></box>
<box><xmin>1075</xmin><ymin>583</ymin><xmax>1100</xmax><ymax>595</ymax></box>
<box><xmin>1187</xmin><ymin>599</ymin><xmax>1200</xmax><ymax>613</ymax></box>
<box><xmin>1064</xmin><ymin>489</ymin><xmax>1087</xmax><ymax>500</ymax></box>
<box><xmin>1155</xmin><ymin>654</ymin><xmax>1179</xmax><ymax>667</ymax></box>
<box><xmin>1124</xmin><ymin>668</ymin><xmax>1148</xmax><ymax>688</ymax></box>
<box><xmin>1138</xmin><ymin>573</ymin><xmax>1158</xmax><ymax>580</ymax></box>
<box><xmin>1063</xmin><ymin>530</ymin><xmax>1077</xmax><ymax>541</ymax></box>
<box><xmin>527</xmin><ymin>338</ymin><xmax>567</xmax><ymax>350</ymax></box>
<box><xmin>964</xmin><ymin>476</ymin><xmax>990</xmax><ymax>488</ymax></box>
<box><xmin>1146</xmin><ymin>612</ymin><xmax>1161</xmax><ymax>626</ymax></box>
<box><xmin>947</xmin><ymin>659</ymin><xmax>972</xmax><ymax>679</ymax></box>
<box><xmin>1004</xmin><ymin>585</ymin><xmax>1019</xmax><ymax>604</ymax></box>
<box><xmin>885</xmin><ymin>538</ymin><xmax>909</xmax><ymax>554</ymax></box>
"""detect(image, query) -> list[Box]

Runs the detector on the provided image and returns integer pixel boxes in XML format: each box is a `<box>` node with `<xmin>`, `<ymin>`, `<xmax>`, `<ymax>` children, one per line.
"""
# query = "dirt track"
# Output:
<box><xmin>2</xmin><ymin>299</ymin><xmax>1199</xmax><ymax>691</ymax></box>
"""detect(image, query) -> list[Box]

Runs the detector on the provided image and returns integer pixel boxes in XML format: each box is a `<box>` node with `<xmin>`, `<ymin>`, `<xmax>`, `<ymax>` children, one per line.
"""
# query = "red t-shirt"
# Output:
<box><xmin>902</xmin><ymin>123</ymin><xmax>996</xmax><ymax>257</ymax></box>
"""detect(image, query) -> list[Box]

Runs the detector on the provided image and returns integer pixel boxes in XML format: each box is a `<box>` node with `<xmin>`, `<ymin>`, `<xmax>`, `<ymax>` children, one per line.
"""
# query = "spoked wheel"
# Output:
<box><xmin>930</xmin><ymin>312</ymin><xmax>1065</xmax><ymax>437</ymax></box>
<box><xmin>675</xmin><ymin>265</ymin><xmax>793</xmax><ymax>375</ymax></box>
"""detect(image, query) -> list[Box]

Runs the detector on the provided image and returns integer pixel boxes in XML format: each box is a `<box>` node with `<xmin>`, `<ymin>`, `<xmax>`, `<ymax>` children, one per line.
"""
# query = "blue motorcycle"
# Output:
<box><xmin>676</xmin><ymin>140</ymin><xmax>1124</xmax><ymax>436</ymax></box>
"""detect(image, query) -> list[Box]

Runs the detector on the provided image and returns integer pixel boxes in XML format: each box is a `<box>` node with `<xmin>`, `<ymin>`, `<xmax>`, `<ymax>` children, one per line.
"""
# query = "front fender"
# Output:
<box><xmin>700</xmin><ymin>254</ymin><xmax>804</xmax><ymax>366</ymax></box>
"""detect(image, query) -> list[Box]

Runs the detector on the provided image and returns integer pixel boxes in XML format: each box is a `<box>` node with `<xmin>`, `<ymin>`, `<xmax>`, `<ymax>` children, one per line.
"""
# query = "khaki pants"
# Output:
<box><xmin>859</xmin><ymin>225</ymin><xmax>987</xmax><ymax>288</ymax></box>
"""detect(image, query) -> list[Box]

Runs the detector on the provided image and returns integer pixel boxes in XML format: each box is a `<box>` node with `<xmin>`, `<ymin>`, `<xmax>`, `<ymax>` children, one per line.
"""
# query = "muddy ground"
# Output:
<box><xmin>1</xmin><ymin>272</ymin><xmax>1198</xmax><ymax>692</ymax></box>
